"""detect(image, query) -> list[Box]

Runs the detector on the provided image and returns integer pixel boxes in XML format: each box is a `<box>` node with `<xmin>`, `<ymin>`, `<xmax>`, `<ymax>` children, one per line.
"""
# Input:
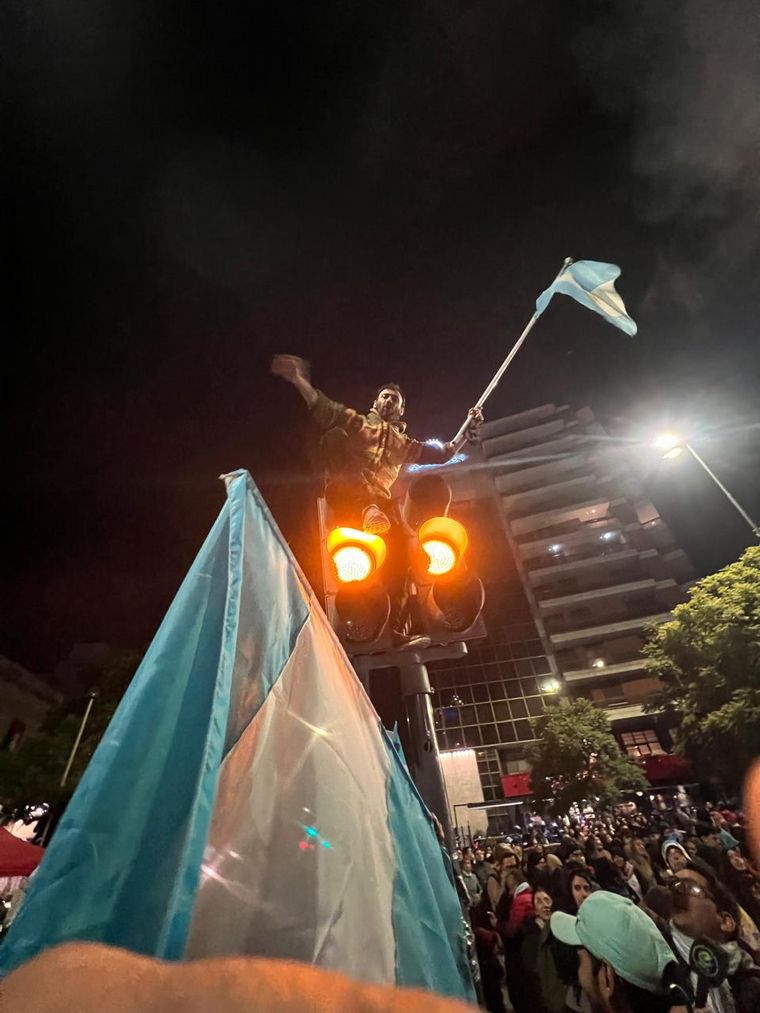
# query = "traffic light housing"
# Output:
<box><xmin>403</xmin><ymin>475</ymin><xmax>486</xmax><ymax>646</ymax></box>
<box><xmin>317</xmin><ymin>499</ymin><xmax>394</xmax><ymax>655</ymax></box>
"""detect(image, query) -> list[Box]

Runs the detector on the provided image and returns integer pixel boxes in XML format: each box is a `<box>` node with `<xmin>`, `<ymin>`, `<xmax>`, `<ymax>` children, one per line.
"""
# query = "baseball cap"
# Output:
<box><xmin>550</xmin><ymin>891</ymin><xmax>674</xmax><ymax>993</ymax></box>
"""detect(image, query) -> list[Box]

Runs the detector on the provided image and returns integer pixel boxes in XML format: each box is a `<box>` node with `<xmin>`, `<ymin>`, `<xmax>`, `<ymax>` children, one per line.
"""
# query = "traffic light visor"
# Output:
<box><xmin>418</xmin><ymin>516</ymin><xmax>468</xmax><ymax>575</ymax></box>
<box><xmin>326</xmin><ymin>527</ymin><xmax>386</xmax><ymax>583</ymax></box>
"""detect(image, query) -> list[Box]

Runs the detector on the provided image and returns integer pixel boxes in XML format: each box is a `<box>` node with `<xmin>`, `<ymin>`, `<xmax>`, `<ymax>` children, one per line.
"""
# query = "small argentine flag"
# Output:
<box><xmin>535</xmin><ymin>259</ymin><xmax>638</xmax><ymax>335</ymax></box>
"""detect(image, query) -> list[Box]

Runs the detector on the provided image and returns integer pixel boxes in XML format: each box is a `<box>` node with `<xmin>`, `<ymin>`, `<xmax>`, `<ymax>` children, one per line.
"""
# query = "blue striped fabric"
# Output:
<box><xmin>0</xmin><ymin>471</ymin><xmax>475</xmax><ymax>1004</ymax></box>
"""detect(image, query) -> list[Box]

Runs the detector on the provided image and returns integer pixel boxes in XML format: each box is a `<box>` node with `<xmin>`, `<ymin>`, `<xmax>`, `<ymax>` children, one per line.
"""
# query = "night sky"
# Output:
<box><xmin>4</xmin><ymin>1</ymin><xmax>759</xmax><ymax>672</ymax></box>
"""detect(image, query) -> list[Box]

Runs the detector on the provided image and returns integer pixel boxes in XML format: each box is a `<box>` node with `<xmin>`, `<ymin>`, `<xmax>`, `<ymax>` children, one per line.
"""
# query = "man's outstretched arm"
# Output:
<box><xmin>414</xmin><ymin>407</ymin><xmax>484</xmax><ymax>465</ymax></box>
<box><xmin>271</xmin><ymin>355</ymin><xmax>363</xmax><ymax>432</ymax></box>
<box><xmin>270</xmin><ymin>354</ymin><xmax>318</xmax><ymax>408</ymax></box>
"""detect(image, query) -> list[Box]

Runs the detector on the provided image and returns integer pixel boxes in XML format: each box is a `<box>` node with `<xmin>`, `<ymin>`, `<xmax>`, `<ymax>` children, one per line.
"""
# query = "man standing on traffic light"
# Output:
<box><xmin>270</xmin><ymin>354</ymin><xmax>483</xmax><ymax>534</ymax></box>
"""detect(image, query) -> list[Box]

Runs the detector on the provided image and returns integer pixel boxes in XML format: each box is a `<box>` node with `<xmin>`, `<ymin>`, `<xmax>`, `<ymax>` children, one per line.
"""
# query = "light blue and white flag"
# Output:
<box><xmin>535</xmin><ymin>259</ymin><xmax>638</xmax><ymax>335</ymax></box>
<box><xmin>0</xmin><ymin>471</ymin><xmax>474</xmax><ymax>1002</ymax></box>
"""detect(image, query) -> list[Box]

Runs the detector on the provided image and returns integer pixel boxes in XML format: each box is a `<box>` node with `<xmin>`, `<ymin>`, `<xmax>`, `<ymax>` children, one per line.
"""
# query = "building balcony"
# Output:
<box><xmin>562</xmin><ymin>657</ymin><xmax>648</xmax><ymax>685</ymax></box>
<box><xmin>500</xmin><ymin>472</ymin><xmax>603</xmax><ymax>515</ymax></box>
<box><xmin>529</xmin><ymin>547</ymin><xmax>657</xmax><ymax>587</ymax></box>
<box><xmin>517</xmin><ymin>518</ymin><xmax>635</xmax><ymax>563</ymax></box>
<box><xmin>603</xmin><ymin>702</ymin><xmax>650</xmax><ymax>722</ymax></box>
<box><xmin>509</xmin><ymin>495</ymin><xmax>612</xmax><ymax>537</ymax></box>
<box><xmin>479</xmin><ymin>404</ymin><xmax>565</xmax><ymax>441</ymax></box>
<box><xmin>538</xmin><ymin>577</ymin><xmax>677</xmax><ymax>615</ymax></box>
<box><xmin>549</xmin><ymin>612</ymin><xmax>672</xmax><ymax>648</ymax></box>
<box><xmin>493</xmin><ymin>451</ymin><xmax>590</xmax><ymax>495</ymax></box>
<box><xmin>483</xmin><ymin>432</ymin><xmax>581</xmax><ymax>467</ymax></box>
<box><xmin>479</xmin><ymin>417</ymin><xmax>568</xmax><ymax>457</ymax></box>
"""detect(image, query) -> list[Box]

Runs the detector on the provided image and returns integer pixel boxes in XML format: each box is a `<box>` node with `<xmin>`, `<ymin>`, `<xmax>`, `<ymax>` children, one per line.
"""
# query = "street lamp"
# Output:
<box><xmin>652</xmin><ymin>433</ymin><xmax>760</xmax><ymax>540</ymax></box>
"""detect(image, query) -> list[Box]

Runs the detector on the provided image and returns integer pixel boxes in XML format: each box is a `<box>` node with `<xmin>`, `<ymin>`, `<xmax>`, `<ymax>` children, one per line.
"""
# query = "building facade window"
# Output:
<box><xmin>620</xmin><ymin>729</ymin><xmax>665</xmax><ymax>757</ymax></box>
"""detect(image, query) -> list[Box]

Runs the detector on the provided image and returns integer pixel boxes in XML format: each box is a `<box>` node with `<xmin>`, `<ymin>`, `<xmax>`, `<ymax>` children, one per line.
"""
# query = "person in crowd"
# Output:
<box><xmin>526</xmin><ymin>850</ymin><xmax>550</xmax><ymax>891</ymax></box>
<box><xmin>624</xmin><ymin>836</ymin><xmax>656</xmax><ymax>894</ymax></box>
<box><xmin>552</xmin><ymin>891</ymin><xmax>683</xmax><ymax>1013</ymax></box>
<box><xmin>459</xmin><ymin>854</ymin><xmax>482</xmax><ymax>908</ymax></box>
<box><xmin>608</xmin><ymin>844</ymin><xmax>643</xmax><ymax>900</ymax></box>
<box><xmin>661</xmin><ymin>840</ymin><xmax>690</xmax><ymax>877</ymax></box>
<box><xmin>486</xmin><ymin>846</ymin><xmax>519</xmax><ymax>913</ymax></box>
<box><xmin>496</xmin><ymin>868</ymin><xmax>534</xmax><ymax>1013</ymax></box>
<box><xmin>695</xmin><ymin>821</ymin><xmax>729</xmax><ymax>877</ymax></box>
<box><xmin>667</xmin><ymin>868</ymin><xmax>760</xmax><ymax>1012</ymax></box>
<box><xmin>725</xmin><ymin>848</ymin><xmax>760</xmax><ymax>927</ymax></box>
<box><xmin>519</xmin><ymin>888</ymin><xmax>567</xmax><ymax>1013</ymax></box>
<box><xmin>559</xmin><ymin>866</ymin><xmax>596</xmax><ymax>915</ymax></box>
<box><xmin>473</xmin><ymin>847</ymin><xmax>494</xmax><ymax>890</ymax></box>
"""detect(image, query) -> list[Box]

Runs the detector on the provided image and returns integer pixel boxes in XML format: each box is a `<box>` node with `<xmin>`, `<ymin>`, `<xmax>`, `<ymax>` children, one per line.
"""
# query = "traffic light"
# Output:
<box><xmin>317</xmin><ymin>499</ymin><xmax>394</xmax><ymax>654</ymax></box>
<box><xmin>403</xmin><ymin>475</ymin><xmax>486</xmax><ymax>646</ymax></box>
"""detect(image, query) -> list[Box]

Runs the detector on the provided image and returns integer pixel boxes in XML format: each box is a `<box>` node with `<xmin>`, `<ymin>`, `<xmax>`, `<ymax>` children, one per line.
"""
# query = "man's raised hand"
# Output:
<box><xmin>464</xmin><ymin>406</ymin><xmax>484</xmax><ymax>441</ymax></box>
<box><xmin>270</xmin><ymin>355</ymin><xmax>311</xmax><ymax>386</ymax></box>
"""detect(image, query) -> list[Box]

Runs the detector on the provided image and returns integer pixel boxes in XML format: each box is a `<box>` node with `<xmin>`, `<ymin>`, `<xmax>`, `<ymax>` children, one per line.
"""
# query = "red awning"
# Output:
<box><xmin>0</xmin><ymin>827</ymin><xmax>45</xmax><ymax>877</ymax></box>
<box><xmin>641</xmin><ymin>753</ymin><xmax>693</xmax><ymax>784</ymax></box>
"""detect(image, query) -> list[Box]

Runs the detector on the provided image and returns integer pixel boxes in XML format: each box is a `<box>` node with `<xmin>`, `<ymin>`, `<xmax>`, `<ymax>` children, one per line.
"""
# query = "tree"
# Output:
<box><xmin>0</xmin><ymin>648</ymin><xmax>141</xmax><ymax>815</ymax></box>
<box><xmin>643</xmin><ymin>545</ymin><xmax>760</xmax><ymax>789</ymax></box>
<box><xmin>528</xmin><ymin>698</ymin><xmax>648</xmax><ymax>812</ymax></box>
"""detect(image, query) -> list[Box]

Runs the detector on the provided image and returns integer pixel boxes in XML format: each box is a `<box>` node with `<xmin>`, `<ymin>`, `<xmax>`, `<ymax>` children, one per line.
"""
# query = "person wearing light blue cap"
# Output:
<box><xmin>551</xmin><ymin>891</ymin><xmax>682</xmax><ymax>1013</ymax></box>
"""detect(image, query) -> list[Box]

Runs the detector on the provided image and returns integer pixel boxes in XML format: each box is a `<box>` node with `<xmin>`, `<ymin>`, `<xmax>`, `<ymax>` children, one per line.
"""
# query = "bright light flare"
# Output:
<box><xmin>327</xmin><ymin>527</ymin><xmax>386</xmax><ymax>583</ymax></box>
<box><xmin>332</xmin><ymin>545</ymin><xmax>373</xmax><ymax>582</ymax></box>
<box><xmin>656</xmin><ymin>431</ymin><xmax>685</xmax><ymax>451</ymax></box>
<box><xmin>418</xmin><ymin>516</ymin><xmax>468</xmax><ymax>575</ymax></box>
<box><xmin>421</xmin><ymin>538</ymin><xmax>458</xmax><ymax>576</ymax></box>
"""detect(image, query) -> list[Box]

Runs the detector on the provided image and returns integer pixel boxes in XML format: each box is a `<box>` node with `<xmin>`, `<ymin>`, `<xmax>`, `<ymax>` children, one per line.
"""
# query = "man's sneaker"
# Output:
<box><xmin>362</xmin><ymin>504</ymin><xmax>391</xmax><ymax>535</ymax></box>
<box><xmin>391</xmin><ymin>631</ymin><xmax>432</xmax><ymax>651</ymax></box>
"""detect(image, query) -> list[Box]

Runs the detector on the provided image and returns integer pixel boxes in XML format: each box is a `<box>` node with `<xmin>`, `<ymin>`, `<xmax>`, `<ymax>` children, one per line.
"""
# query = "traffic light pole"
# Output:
<box><xmin>354</xmin><ymin>641</ymin><xmax>467</xmax><ymax>852</ymax></box>
<box><xmin>399</xmin><ymin>661</ymin><xmax>454</xmax><ymax>853</ymax></box>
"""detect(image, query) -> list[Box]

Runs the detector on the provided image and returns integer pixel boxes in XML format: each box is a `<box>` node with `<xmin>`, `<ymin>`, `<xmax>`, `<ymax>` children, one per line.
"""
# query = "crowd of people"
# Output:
<box><xmin>453</xmin><ymin>798</ymin><xmax>760</xmax><ymax>1013</ymax></box>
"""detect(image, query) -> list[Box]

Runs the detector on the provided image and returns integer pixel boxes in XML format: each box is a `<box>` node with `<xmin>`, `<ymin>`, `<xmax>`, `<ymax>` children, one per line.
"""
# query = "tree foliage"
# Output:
<box><xmin>644</xmin><ymin>545</ymin><xmax>760</xmax><ymax>788</ymax></box>
<box><xmin>0</xmin><ymin>649</ymin><xmax>141</xmax><ymax>814</ymax></box>
<box><xmin>527</xmin><ymin>698</ymin><xmax>647</xmax><ymax>812</ymax></box>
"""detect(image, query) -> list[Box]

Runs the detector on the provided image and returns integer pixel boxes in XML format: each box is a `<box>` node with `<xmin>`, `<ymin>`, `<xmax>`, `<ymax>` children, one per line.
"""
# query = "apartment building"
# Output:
<box><xmin>427</xmin><ymin>402</ymin><xmax>694</xmax><ymax>806</ymax></box>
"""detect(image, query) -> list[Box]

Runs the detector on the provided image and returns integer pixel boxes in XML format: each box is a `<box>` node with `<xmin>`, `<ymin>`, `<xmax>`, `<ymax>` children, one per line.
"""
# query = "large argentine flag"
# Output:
<box><xmin>0</xmin><ymin>471</ymin><xmax>475</xmax><ymax>1002</ymax></box>
<box><xmin>535</xmin><ymin>259</ymin><xmax>638</xmax><ymax>335</ymax></box>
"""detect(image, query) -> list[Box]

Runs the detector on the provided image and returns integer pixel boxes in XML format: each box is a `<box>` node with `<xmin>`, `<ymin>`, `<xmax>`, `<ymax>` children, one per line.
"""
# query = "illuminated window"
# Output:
<box><xmin>620</xmin><ymin>729</ymin><xmax>665</xmax><ymax>757</ymax></box>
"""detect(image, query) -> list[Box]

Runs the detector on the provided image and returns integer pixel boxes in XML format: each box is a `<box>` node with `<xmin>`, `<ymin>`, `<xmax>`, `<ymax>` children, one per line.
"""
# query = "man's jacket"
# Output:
<box><xmin>310</xmin><ymin>389</ymin><xmax>451</xmax><ymax>499</ymax></box>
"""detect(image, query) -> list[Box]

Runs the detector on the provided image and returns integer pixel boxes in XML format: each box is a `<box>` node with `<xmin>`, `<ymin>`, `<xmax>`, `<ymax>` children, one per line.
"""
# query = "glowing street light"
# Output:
<box><xmin>652</xmin><ymin>432</ymin><xmax>686</xmax><ymax>460</ymax></box>
<box><xmin>652</xmin><ymin>433</ymin><xmax>760</xmax><ymax>540</ymax></box>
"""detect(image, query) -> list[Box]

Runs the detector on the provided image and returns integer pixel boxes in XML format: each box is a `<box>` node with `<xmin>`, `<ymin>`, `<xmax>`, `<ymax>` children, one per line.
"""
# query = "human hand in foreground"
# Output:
<box><xmin>2</xmin><ymin>942</ymin><xmax>477</xmax><ymax>1013</ymax></box>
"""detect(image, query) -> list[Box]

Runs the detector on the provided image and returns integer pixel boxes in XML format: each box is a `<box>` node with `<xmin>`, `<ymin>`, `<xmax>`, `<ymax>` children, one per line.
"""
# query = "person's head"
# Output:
<box><xmin>662</xmin><ymin>842</ymin><xmax>690</xmax><ymax>873</ymax></box>
<box><xmin>534</xmin><ymin>888</ymin><xmax>552</xmax><ymax>924</ymax></box>
<box><xmin>726</xmin><ymin>848</ymin><xmax>747</xmax><ymax>872</ymax></box>
<box><xmin>568</xmin><ymin>869</ymin><xmax>594</xmax><ymax>912</ymax></box>
<box><xmin>372</xmin><ymin>383</ymin><xmax>405</xmax><ymax>421</ymax></box>
<box><xmin>552</xmin><ymin>892</ymin><xmax>677</xmax><ymax>1013</ymax></box>
<box><xmin>504</xmin><ymin>868</ymin><xmax>526</xmax><ymax>893</ymax></box>
<box><xmin>669</xmin><ymin>868</ymin><xmax>739</xmax><ymax>943</ymax></box>
<box><xmin>684</xmin><ymin>837</ymin><xmax>698</xmax><ymax>858</ymax></box>
<box><xmin>630</xmin><ymin>837</ymin><xmax>648</xmax><ymax>860</ymax></box>
<box><xmin>568</xmin><ymin>846</ymin><xmax>586</xmax><ymax>866</ymax></box>
<box><xmin>526</xmin><ymin>850</ymin><xmax>547</xmax><ymax>874</ymax></box>
<box><xmin>546</xmin><ymin>852</ymin><xmax>563</xmax><ymax>873</ymax></box>
<box><xmin>609</xmin><ymin>845</ymin><xmax>626</xmax><ymax>870</ymax></box>
<box><xmin>695</xmin><ymin>822</ymin><xmax>721</xmax><ymax>850</ymax></box>
<box><xmin>494</xmin><ymin>844</ymin><xmax>519</xmax><ymax>872</ymax></box>
<box><xmin>462</xmin><ymin>855</ymin><xmax>473</xmax><ymax>873</ymax></box>
<box><xmin>474</xmin><ymin>848</ymin><xmax>485</xmax><ymax>863</ymax></box>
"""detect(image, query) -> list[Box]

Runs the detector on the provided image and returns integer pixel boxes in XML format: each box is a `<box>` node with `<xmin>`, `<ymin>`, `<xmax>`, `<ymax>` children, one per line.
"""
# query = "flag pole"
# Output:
<box><xmin>451</xmin><ymin>257</ymin><xmax>573</xmax><ymax>445</ymax></box>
